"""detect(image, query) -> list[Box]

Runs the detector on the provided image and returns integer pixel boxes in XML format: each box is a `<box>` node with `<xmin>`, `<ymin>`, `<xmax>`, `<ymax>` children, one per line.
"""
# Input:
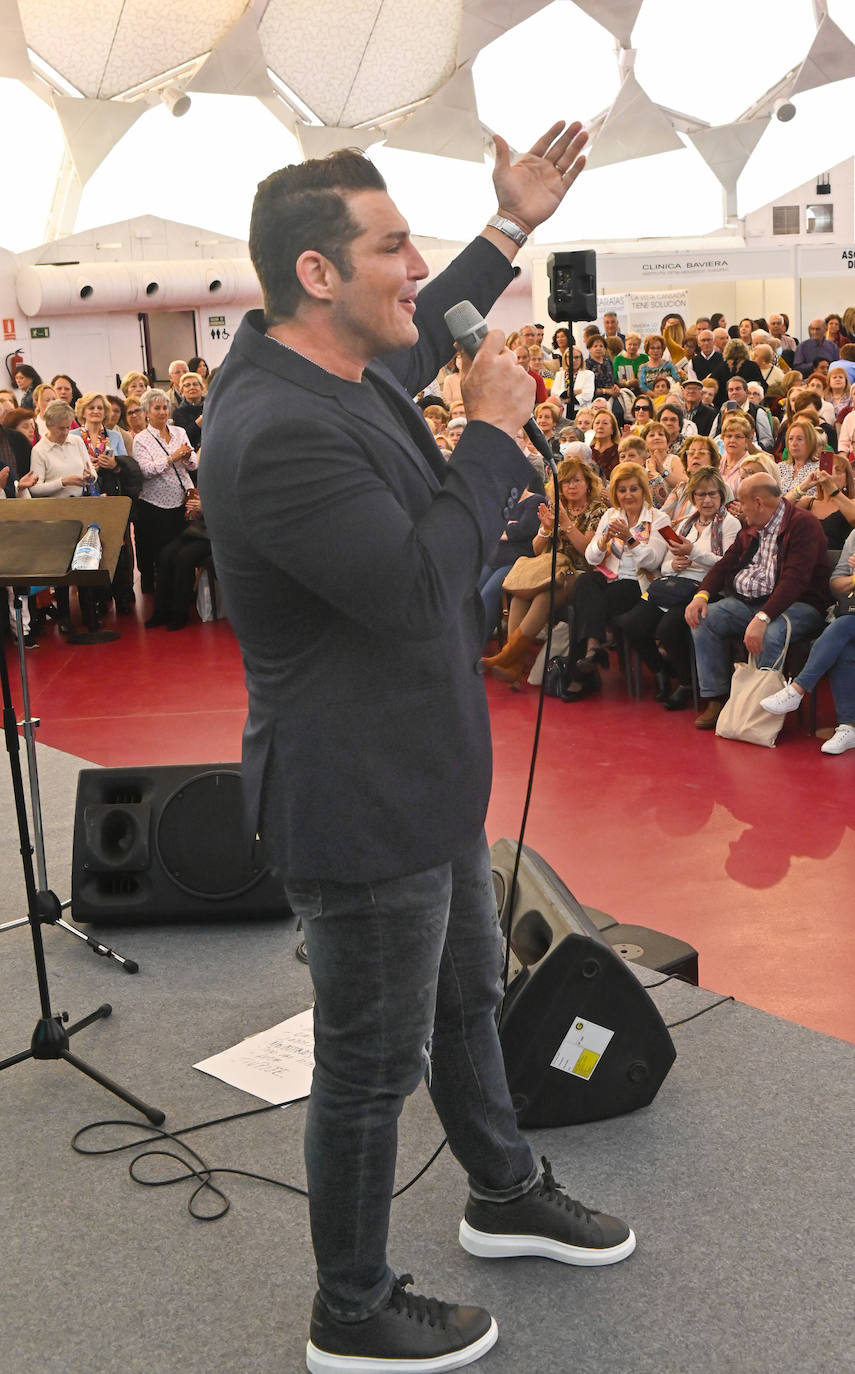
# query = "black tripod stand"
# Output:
<box><xmin>0</xmin><ymin>598</ymin><xmax>138</xmax><ymax>968</ymax></box>
<box><xmin>0</xmin><ymin>512</ymin><xmax>163</xmax><ymax>1123</ymax></box>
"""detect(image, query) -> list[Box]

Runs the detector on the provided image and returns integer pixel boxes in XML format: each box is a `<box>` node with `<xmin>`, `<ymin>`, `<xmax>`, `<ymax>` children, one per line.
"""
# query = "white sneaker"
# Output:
<box><xmin>760</xmin><ymin>681</ymin><xmax>805</xmax><ymax>715</ymax></box>
<box><xmin>821</xmin><ymin>724</ymin><xmax>855</xmax><ymax>755</ymax></box>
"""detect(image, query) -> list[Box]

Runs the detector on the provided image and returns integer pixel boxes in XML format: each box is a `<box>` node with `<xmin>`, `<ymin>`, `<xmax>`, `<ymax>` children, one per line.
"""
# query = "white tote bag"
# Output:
<box><xmin>715</xmin><ymin>616</ymin><xmax>792</xmax><ymax>748</ymax></box>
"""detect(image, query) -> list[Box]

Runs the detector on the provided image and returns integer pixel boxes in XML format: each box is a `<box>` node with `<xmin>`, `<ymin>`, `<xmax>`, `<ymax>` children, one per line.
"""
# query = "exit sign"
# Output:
<box><xmin>30</xmin><ymin>326</ymin><xmax>50</xmax><ymax>339</ymax></box>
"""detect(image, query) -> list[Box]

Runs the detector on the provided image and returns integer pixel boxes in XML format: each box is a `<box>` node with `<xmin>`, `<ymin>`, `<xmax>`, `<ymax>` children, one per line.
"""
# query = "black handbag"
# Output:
<box><xmin>646</xmin><ymin>575</ymin><xmax>698</xmax><ymax>611</ymax></box>
<box><xmin>544</xmin><ymin>655</ymin><xmax>573</xmax><ymax>698</ymax></box>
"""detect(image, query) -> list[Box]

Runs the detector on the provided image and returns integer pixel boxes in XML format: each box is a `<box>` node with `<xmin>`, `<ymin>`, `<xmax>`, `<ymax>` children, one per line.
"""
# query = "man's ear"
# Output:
<box><xmin>294</xmin><ymin>250</ymin><xmax>338</xmax><ymax>303</ymax></box>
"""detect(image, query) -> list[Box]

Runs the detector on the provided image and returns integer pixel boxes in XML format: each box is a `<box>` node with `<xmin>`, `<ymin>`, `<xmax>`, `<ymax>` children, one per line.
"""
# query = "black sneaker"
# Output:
<box><xmin>459</xmin><ymin>1156</ymin><xmax>635</xmax><ymax>1267</ymax></box>
<box><xmin>306</xmin><ymin>1273</ymin><xmax>497</xmax><ymax>1373</ymax></box>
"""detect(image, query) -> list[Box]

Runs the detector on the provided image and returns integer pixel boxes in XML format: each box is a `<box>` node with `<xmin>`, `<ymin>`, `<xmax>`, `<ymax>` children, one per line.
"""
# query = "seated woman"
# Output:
<box><xmin>639</xmin><ymin>421</ymin><xmax>675</xmax><ymax>508</ymax></box>
<box><xmin>803</xmin><ymin>372</ymin><xmax>836</xmax><ymax>426</ymax></box>
<box><xmin>630</xmin><ymin>393</ymin><xmax>656</xmax><ymax>431</ymax></box>
<box><xmin>662</xmin><ymin>434</ymin><xmax>721</xmax><ymax>523</ymax></box>
<box><xmin>723</xmin><ymin>338</ymin><xmax>764</xmax><ymax>389</ymax></box>
<box><xmin>779</xmin><ymin>413</ymin><xmax>823</xmax><ymax>496</ymax></box>
<box><xmin>726</xmin><ymin>451</ymin><xmax>779</xmax><ymax>523</ymax></box>
<box><xmin>552</xmin><ymin>346</ymin><xmax>594</xmax><ymax>409</ymax></box>
<box><xmin>761</xmin><ymin>530</ymin><xmax>855</xmax><ymax>755</ymax></box>
<box><xmin>477</xmin><ymin>476</ymin><xmax>545</xmax><ymax>645</ymax></box>
<box><xmin>588</xmin><ymin>407</ymin><xmax>621</xmax><ymax>478</ymax></box>
<box><xmin>534</xmin><ymin>400</ymin><xmax>563</xmax><ymax>454</ymax></box>
<box><xmin>2</xmin><ymin>407</ymin><xmax>37</xmax><ymax>449</ymax></box>
<box><xmin>32</xmin><ymin>383</ymin><xmax>58</xmax><ymax>438</ymax></box>
<box><xmin>482</xmin><ymin>458</ymin><xmax>606</xmax><ymax>687</ymax></box>
<box><xmin>616</xmin><ymin>467</ymin><xmax>741</xmax><ymax>709</ymax></box>
<box><xmin>776</xmin><ymin>384</ymin><xmax>837</xmax><ymax>457</ymax></box>
<box><xmin>787</xmin><ymin>454</ymin><xmax>855</xmax><ymax>547</ymax></box>
<box><xmin>120</xmin><ymin>370</ymin><xmax>149</xmax><ymax>401</ymax></box>
<box><xmin>145</xmin><ymin>489</ymin><xmax>212</xmax><ymax>631</ymax></box>
<box><xmin>638</xmin><ymin>335</ymin><xmax>679</xmax><ymax>392</ymax></box>
<box><xmin>827</xmin><ymin>362</ymin><xmax>855</xmax><ymax>427</ymax></box>
<box><xmin>561</xmin><ymin>461</ymin><xmax>669</xmax><ymax>700</ymax></box>
<box><xmin>718</xmin><ymin>412</ymin><xmax>759</xmax><ymax>496</ymax></box>
<box><xmin>29</xmin><ymin>400</ymin><xmax>98</xmax><ymax>632</ymax></box>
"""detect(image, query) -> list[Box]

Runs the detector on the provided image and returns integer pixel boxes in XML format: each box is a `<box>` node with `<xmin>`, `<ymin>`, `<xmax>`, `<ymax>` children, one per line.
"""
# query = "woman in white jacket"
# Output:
<box><xmin>562</xmin><ymin>461</ymin><xmax>669</xmax><ymax>699</ymax></box>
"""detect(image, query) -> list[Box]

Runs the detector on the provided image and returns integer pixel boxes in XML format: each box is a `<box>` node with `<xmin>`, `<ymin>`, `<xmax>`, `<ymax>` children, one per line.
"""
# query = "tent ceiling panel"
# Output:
<box><xmin>259</xmin><ymin>0</ymin><xmax>459</xmax><ymax>128</ymax></box>
<box><xmin>457</xmin><ymin>1</ymin><xmax>552</xmax><ymax>65</ymax></box>
<box><xmin>19</xmin><ymin>0</ymin><xmax>246</xmax><ymax>99</ymax></box>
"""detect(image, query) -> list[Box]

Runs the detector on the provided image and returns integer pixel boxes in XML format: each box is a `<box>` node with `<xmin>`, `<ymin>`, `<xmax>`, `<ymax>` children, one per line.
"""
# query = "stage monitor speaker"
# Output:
<box><xmin>490</xmin><ymin>838</ymin><xmax>698</xmax><ymax>984</ymax></box>
<box><xmin>72</xmin><ymin>764</ymin><xmax>290</xmax><ymax>924</ymax></box>
<box><xmin>499</xmin><ymin>933</ymin><xmax>676</xmax><ymax>1127</ymax></box>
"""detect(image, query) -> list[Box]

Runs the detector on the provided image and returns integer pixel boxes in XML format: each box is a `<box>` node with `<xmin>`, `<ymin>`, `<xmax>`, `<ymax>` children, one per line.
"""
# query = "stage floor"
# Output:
<box><xmin>7</xmin><ymin>593</ymin><xmax>855</xmax><ymax>1045</ymax></box>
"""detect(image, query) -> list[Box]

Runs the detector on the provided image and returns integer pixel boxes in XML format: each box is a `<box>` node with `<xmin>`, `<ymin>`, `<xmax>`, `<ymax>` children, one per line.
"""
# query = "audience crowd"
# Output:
<box><xmin>1</xmin><ymin>358</ymin><xmax>210</xmax><ymax>642</ymax></box>
<box><xmin>432</xmin><ymin>306</ymin><xmax>854</xmax><ymax>754</ymax></box>
<box><xmin>3</xmin><ymin>304</ymin><xmax>854</xmax><ymax>754</ymax></box>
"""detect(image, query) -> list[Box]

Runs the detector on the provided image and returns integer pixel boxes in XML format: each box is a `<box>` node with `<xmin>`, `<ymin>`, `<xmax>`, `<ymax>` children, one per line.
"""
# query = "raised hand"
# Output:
<box><xmin>492</xmin><ymin>121</ymin><xmax>588</xmax><ymax>236</ymax></box>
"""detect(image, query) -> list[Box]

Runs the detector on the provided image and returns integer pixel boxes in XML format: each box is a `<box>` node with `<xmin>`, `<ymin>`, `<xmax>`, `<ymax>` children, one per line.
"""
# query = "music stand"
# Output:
<box><xmin>0</xmin><ymin>514</ymin><xmax>162</xmax><ymax>1122</ymax></box>
<box><xmin>0</xmin><ymin>502</ymin><xmax>139</xmax><ymax>969</ymax></box>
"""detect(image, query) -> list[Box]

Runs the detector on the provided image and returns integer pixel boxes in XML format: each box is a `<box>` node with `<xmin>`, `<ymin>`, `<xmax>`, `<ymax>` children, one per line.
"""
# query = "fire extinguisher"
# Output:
<box><xmin>5</xmin><ymin>350</ymin><xmax>24</xmax><ymax>384</ymax></box>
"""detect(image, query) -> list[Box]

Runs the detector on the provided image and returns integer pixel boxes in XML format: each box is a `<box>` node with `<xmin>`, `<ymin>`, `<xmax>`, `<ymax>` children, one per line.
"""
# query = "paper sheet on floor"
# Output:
<box><xmin>194</xmin><ymin>1006</ymin><xmax>315</xmax><ymax>1104</ymax></box>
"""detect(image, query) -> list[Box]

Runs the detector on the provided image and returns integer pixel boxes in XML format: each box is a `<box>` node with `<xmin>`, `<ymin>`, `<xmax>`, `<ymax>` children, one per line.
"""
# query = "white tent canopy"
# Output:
<box><xmin>1</xmin><ymin>0</ymin><xmax>854</xmax><ymax>252</ymax></box>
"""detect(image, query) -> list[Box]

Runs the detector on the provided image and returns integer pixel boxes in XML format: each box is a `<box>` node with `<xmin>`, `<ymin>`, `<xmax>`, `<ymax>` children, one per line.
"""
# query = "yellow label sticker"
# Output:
<box><xmin>571</xmin><ymin>1049</ymin><xmax>601</xmax><ymax>1080</ymax></box>
<box><xmin>550</xmin><ymin>1015</ymin><xmax>614</xmax><ymax>1079</ymax></box>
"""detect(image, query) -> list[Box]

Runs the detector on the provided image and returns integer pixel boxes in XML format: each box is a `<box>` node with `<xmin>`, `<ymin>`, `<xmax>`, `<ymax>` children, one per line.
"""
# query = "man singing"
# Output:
<box><xmin>200</xmin><ymin>121</ymin><xmax>635</xmax><ymax>1374</ymax></box>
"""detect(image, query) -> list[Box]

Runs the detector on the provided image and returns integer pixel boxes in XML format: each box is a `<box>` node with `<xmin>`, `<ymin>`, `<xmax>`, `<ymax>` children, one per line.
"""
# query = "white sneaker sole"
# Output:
<box><xmin>458</xmin><ymin>1218</ymin><xmax>636</xmax><ymax>1267</ymax></box>
<box><xmin>306</xmin><ymin>1318</ymin><xmax>498</xmax><ymax>1373</ymax></box>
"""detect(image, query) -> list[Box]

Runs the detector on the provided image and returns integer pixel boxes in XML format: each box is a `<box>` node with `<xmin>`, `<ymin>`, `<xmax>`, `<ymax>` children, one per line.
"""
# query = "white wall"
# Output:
<box><xmin>744</xmin><ymin>159</ymin><xmax>854</xmax><ymax>247</ymax></box>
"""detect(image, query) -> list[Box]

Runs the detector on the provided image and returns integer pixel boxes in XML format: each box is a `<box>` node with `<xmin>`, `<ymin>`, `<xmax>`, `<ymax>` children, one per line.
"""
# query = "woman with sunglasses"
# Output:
<box><xmin>630</xmin><ymin>394</ymin><xmax>655</xmax><ymax>432</ymax></box>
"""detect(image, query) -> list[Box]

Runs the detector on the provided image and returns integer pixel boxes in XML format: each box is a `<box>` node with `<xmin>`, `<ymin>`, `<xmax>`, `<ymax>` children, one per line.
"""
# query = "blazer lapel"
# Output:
<box><xmin>237</xmin><ymin>311</ymin><xmax>443</xmax><ymax>493</ymax></box>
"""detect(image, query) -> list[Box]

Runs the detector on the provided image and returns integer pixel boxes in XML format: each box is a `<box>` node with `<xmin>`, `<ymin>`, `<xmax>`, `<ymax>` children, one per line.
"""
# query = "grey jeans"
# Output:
<box><xmin>284</xmin><ymin>831</ymin><xmax>536</xmax><ymax>1321</ymax></box>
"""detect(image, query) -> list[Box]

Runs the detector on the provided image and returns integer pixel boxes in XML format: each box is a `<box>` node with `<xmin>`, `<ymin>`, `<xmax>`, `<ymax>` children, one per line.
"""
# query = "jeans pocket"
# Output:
<box><xmin>283</xmin><ymin>879</ymin><xmax>323</xmax><ymax>922</ymax></box>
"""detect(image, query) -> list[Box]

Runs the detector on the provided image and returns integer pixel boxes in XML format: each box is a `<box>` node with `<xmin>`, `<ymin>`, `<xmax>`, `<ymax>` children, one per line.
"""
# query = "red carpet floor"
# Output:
<box><xmin>8</xmin><ymin>597</ymin><xmax>854</xmax><ymax>1045</ymax></box>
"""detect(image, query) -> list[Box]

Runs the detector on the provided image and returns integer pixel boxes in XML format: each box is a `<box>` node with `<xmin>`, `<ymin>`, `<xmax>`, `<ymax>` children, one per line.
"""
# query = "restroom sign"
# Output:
<box><xmin>2</xmin><ymin>318</ymin><xmax>15</xmax><ymax>340</ymax></box>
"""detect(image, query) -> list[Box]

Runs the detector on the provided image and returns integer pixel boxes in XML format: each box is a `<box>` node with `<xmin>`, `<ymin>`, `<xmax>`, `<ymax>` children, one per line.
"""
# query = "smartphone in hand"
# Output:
<box><xmin>659</xmin><ymin>525</ymin><xmax>684</xmax><ymax>548</ymax></box>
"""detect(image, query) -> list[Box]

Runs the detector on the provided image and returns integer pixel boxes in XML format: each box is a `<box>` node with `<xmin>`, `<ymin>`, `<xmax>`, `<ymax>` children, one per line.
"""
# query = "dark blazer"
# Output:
<box><xmin>199</xmin><ymin>237</ymin><xmax>533</xmax><ymax>883</ymax></box>
<box><xmin>687</xmin><ymin>402</ymin><xmax>716</xmax><ymax>436</ymax></box>
<box><xmin>172</xmin><ymin>400</ymin><xmax>203</xmax><ymax>451</ymax></box>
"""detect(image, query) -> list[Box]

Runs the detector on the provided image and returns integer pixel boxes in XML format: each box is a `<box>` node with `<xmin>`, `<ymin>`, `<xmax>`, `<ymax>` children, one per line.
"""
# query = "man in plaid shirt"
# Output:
<box><xmin>685</xmin><ymin>472</ymin><xmax>830</xmax><ymax>729</ymax></box>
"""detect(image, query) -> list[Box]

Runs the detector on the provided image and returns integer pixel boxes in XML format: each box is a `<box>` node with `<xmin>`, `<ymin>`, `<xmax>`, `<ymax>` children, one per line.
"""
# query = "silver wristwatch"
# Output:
<box><xmin>755</xmin><ymin>612</ymin><xmax>770</xmax><ymax>624</ymax></box>
<box><xmin>487</xmin><ymin>214</ymin><xmax>528</xmax><ymax>248</ymax></box>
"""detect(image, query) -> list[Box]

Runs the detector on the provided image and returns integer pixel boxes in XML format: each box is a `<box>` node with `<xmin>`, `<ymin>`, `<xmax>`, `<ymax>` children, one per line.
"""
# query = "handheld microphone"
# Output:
<box><xmin>443</xmin><ymin>300</ymin><xmax>557</xmax><ymax>475</ymax></box>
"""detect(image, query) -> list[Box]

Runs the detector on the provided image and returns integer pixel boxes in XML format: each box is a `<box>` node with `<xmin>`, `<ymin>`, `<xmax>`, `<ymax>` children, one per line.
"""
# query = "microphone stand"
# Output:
<box><xmin>0</xmin><ymin>626</ymin><xmax>164</xmax><ymax>1123</ymax></box>
<box><xmin>0</xmin><ymin>594</ymin><xmax>138</xmax><ymax>971</ymax></box>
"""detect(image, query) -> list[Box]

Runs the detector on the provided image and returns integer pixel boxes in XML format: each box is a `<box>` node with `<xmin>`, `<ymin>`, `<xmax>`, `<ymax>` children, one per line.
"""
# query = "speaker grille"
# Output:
<box><xmin>155</xmin><ymin>771</ymin><xmax>265</xmax><ymax>899</ymax></box>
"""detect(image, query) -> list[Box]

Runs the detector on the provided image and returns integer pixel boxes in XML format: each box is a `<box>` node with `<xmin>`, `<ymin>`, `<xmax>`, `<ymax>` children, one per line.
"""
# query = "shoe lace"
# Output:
<box><xmin>537</xmin><ymin>1156</ymin><xmax>594</xmax><ymax>1224</ymax></box>
<box><xmin>388</xmin><ymin>1275</ymin><xmax>448</xmax><ymax>1330</ymax></box>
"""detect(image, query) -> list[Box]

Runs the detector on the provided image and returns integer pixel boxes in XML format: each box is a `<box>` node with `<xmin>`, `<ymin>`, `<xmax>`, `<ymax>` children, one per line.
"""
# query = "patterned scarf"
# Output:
<box><xmin>676</xmin><ymin>505</ymin><xmax>727</xmax><ymax>556</ymax></box>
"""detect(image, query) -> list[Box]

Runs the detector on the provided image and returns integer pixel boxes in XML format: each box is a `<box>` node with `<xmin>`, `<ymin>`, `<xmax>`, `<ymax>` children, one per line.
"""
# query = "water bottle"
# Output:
<box><xmin>71</xmin><ymin>523</ymin><xmax>102</xmax><ymax>571</ymax></box>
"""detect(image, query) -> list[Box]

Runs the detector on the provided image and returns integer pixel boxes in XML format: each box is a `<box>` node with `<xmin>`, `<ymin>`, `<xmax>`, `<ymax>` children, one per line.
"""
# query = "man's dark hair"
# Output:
<box><xmin>249</xmin><ymin>149</ymin><xmax>387</xmax><ymax>323</ymax></box>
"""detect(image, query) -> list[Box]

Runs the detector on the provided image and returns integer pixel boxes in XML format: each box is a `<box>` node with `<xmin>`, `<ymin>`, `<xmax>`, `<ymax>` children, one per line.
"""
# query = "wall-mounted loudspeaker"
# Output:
<box><xmin>72</xmin><ymin>764</ymin><xmax>289</xmax><ymax>924</ymax></box>
<box><xmin>491</xmin><ymin>839</ymin><xmax>688</xmax><ymax>1127</ymax></box>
